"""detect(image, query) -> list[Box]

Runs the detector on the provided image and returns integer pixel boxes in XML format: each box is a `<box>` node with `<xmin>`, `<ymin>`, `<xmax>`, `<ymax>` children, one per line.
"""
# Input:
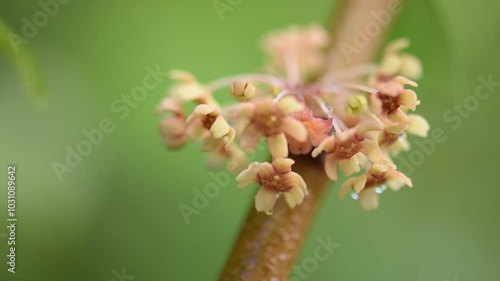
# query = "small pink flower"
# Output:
<box><xmin>237</xmin><ymin>158</ymin><xmax>308</xmax><ymax>213</ymax></box>
<box><xmin>312</xmin><ymin>122</ymin><xmax>382</xmax><ymax>181</ymax></box>
<box><xmin>370</xmin><ymin>76</ymin><xmax>419</xmax><ymax>134</ymax></box>
<box><xmin>186</xmin><ymin>104</ymin><xmax>235</xmax><ymax>150</ymax></box>
<box><xmin>287</xmin><ymin>109</ymin><xmax>332</xmax><ymax>155</ymax></box>
<box><xmin>169</xmin><ymin>70</ymin><xmax>219</xmax><ymax>107</ymax></box>
<box><xmin>240</xmin><ymin>97</ymin><xmax>307</xmax><ymax>159</ymax></box>
<box><xmin>378</xmin><ymin>114</ymin><xmax>430</xmax><ymax>157</ymax></box>
<box><xmin>157</xmin><ymin>98</ymin><xmax>187</xmax><ymax>149</ymax></box>
<box><xmin>262</xmin><ymin>24</ymin><xmax>329</xmax><ymax>77</ymax></box>
<box><xmin>338</xmin><ymin>160</ymin><xmax>412</xmax><ymax>210</ymax></box>
<box><xmin>377</xmin><ymin>129</ymin><xmax>410</xmax><ymax>157</ymax></box>
<box><xmin>377</xmin><ymin>38</ymin><xmax>423</xmax><ymax>80</ymax></box>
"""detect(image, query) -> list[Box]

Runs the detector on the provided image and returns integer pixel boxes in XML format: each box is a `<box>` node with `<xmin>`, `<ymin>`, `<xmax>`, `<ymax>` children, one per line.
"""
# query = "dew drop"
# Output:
<box><xmin>350</xmin><ymin>192</ymin><xmax>359</xmax><ymax>200</ymax></box>
<box><xmin>265</xmin><ymin>192</ymin><xmax>282</xmax><ymax>216</ymax></box>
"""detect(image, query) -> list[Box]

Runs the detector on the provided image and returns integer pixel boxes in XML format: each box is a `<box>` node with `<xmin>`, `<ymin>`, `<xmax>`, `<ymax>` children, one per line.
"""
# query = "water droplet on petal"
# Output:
<box><xmin>265</xmin><ymin>192</ymin><xmax>282</xmax><ymax>216</ymax></box>
<box><xmin>376</xmin><ymin>184</ymin><xmax>388</xmax><ymax>194</ymax></box>
<box><xmin>350</xmin><ymin>192</ymin><xmax>359</xmax><ymax>200</ymax></box>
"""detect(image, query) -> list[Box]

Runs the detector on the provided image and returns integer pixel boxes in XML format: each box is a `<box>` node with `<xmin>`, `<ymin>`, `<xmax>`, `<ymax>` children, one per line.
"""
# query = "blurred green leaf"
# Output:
<box><xmin>0</xmin><ymin>18</ymin><xmax>44</xmax><ymax>104</ymax></box>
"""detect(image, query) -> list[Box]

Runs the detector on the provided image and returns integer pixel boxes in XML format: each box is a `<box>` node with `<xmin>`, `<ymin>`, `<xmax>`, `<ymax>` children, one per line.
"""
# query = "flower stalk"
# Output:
<box><xmin>218</xmin><ymin>0</ymin><xmax>410</xmax><ymax>280</ymax></box>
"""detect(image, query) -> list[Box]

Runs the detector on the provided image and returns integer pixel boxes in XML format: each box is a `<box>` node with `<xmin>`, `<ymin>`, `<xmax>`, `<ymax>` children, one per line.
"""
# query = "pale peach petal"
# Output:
<box><xmin>338</xmin><ymin>156</ymin><xmax>360</xmax><ymax>177</ymax></box>
<box><xmin>385</xmin><ymin>38</ymin><xmax>409</xmax><ymax>54</ymax></box>
<box><xmin>210</xmin><ymin>115</ymin><xmax>230</xmax><ymax>139</ymax></box>
<box><xmin>312</xmin><ymin>137</ymin><xmax>335</xmax><ymax>157</ymax></box>
<box><xmin>172</xmin><ymin>83</ymin><xmax>209</xmax><ymax>101</ymax></box>
<box><xmin>407</xmin><ymin>114</ymin><xmax>430</xmax><ymax>138</ymax></box>
<box><xmin>385</xmin><ymin>123</ymin><xmax>408</xmax><ymax>135</ymax></box>
<box><xmin>388</xmin><ymin>170</ymin><xmax>413</xmax><ymax>188</ymax></box>
<box><xmin>272</xmin><ymin>158</ymin><xmax>294</xmax><ymax>174</ymax></box>
<box><xmin>282</xmin><ymin>117</ymin><xmax>308</xmax><ymax>142</ymax></box>
<box><xmin>372</xmin><ymin>159</ymin><xmax>396</xmax><ymax>172</ymax></box>
<box><xmin>255</xmin><ymin>99</ymin><xmax>274</xmax><ymax>116</ymax></box>
<box><xmin>186</xmin><ymin>120</ymin><xmax>207</xmax><ymax>141</ymax></box>
<box><xmin>359</xmin><ymin>139</ymin><xmax>382</xmax><ymax>163</ymax></box>
<box><xmin>399</xmin><ymin>54</ymin><xmax>422</xmax><ymax>80</ymax></box>
<box><xmin>380</xmin><ymin>80</ymin><xmax>405</xmax><ymax>97</ymax></box>
<box><xmin>356</xmin><ymin>121</ymin><xmax>382</xmax><ymax>134</ymax></box>
<box><xmin>186</xmin><ymin>104</ymin><xmax>216</xmax><ymax>124</ymax></box>
<box><xmin>255</xmin><ymin>187</ymin><xmax>278</xmax><ymax>213</ymax></box>
<box><xmin>340</xmin><ymin>128</ymin><xmax>358</xmax><ymax>141</ymax></box>
<box><xmin>388</xmin><ymin>137</ymin><xmax>410</xmax><ymax>156</ymax></box>
<box><xmin>159</xmin><ymin>117</ymin><xmax>186</xmax><ymax>149</ymax></box>
<box><xmin>227</xmin><ymin>146</ymin><xmax>247</xmax><ymax>173</ymax></box>
<box><xmin>338</xmin><ymin>181</ymin><xmax>351</xmax><ymax>201</ymax></box>
<box><xmin>352</xmin><ymin>174</ymin><xmax>368</xmax><ymax>193</ymax></box>
<box><xmin>170</xmin><ymin>70</ymin><xmax>196</xmax><ymax>83</ymax></box>
<box><xmin>200</xmin><ymin>136</ymin><xmax>225</xmax><ymax>152</ymax></box>
<box><xmin>236</xmin><ymin>162</ymin><xmax>267</xmax><ymax>188</ymax></box>
<box><xmin>283</xmin><ymin>185</ymin><xmax>305</xmax><ymax>208</ymax></box>
<box><xmin>284</xmin><ymin>172</ymin><xmax>308</xmax><ymax>196</ymax></box>
<box><xmin>157</xmin><ymin>98</ymin><xmax>183</xmax><ymax>114</ymax></box>
<box><xmin>379</xmin><ymin>53</ymin><xmax>402</xmax><ymax>76</ymax></box>
<box><xmin>388</xmin><ymin>108</ymin><xmax>411</xmax><ymax>125</ymax></box>
<box><xmin>324</xmin><ymin>154</ymin><xmax>339</xmax><ymax>181</ymax></box>
<box><xmin>224</xmin><ymin>128</ymin><xmax>236</xmax><ymax>149</ymax></box>
<box><xmin>369</xmin><ymin>94</ymin><xmax>383</xmax><ymax>115</ymax></box>
<box><xmin>339</xmin><ymin>174</ymin><xmax>367</xmax><ymax>200</ymax></box>
<box><xmin>277</xmin><ymin>95</ymin><xmax>304</xmax><ymax>114</ymax></box>
<box><xmin>399</xmin><ymin>89</ymin><xmax>418</xmax><ymax>111</ymax></box>
<box><xmin>394</xmin><ymin>75</ymin><xmax>418</xmax><ymax>87</ymax></box>
<box><xmin>240</xmin><ymin>124</ymin><xmax>263</xmax><ymax>153</ymax></box>
<box><xmin>266</xmin><ymin>133</ymin><xmax>289</xmax><ymax>159</ymax></box>
<box><xmin>359</xmin><ymin>188</ymin><xmax>379</xmax><ymax>210</ymax></box>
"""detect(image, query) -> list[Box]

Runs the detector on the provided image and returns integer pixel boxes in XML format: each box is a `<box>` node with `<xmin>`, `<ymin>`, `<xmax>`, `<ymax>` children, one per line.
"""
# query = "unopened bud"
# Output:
<box><xmin>231</xmin><ymin>81</ymin><xmax>256</xmax><ymax>101</ymax></box>
<box><xmin>346</xmin><ymin>95</ymin><xmax>368</xmax><ymax>115</ymax></box>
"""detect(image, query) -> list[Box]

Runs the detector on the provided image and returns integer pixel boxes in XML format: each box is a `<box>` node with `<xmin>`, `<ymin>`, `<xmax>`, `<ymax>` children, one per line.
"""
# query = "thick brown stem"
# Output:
<box><xmin>219</xmin><ymin>155</ymin><xmax>330</xmax><ymax>281</ymax></box>
<box><xmin>219</xmin><ymin>1</ymin><xmax>404</xmax><ymax>280</ymax></box>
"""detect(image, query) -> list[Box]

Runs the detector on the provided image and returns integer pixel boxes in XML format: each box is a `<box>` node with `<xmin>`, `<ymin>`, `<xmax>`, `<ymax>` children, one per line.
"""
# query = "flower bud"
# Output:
<box><xmin>346</xmin><ymin>95</ymin><xmax>368</xmax><ymax>115</ymax></box>
<box><xmin>230</xmin><ymin>81</ymin><xmax>256</xmax><ymax>101</ymax></box>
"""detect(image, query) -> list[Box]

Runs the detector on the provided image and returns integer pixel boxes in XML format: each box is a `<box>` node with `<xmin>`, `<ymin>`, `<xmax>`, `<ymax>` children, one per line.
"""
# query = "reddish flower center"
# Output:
<box><xmin>253</xmin><ymin>111</ymin><xmax>283</xmax><ymax>136</ymax></box>
<box><xmin>334</xmin><ymin>136</ymin><xmax>362</xmax><ymax>159</ymax></box>
<box><xmin>202</xmin><ymin>114</ymin><xmax>218</xmax><ymax>129</ymax></box>
<box><xmin>258</xmin><ymin>173</ymin><xmax>291</xmax><ymax>192</ymax></box>
<box><xmin>365</xmin><ymin>171</ymin><xmax>388</xmax><ymax>189</ymax></box>
<box><xmin>379</xmin><ymin>131</ymin><xmax>399</xmax><ymax>147</ymax></box>
<box><xmin>378</xmin><ymin>93</ymin><xmax>401</xmax><ymax>114</ymax></box>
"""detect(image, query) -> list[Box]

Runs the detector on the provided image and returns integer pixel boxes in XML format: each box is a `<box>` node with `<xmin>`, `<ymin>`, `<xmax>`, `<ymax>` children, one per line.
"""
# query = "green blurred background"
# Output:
<box><xmin>1</xmin><ymin>0</ymin><xmax>499</xmax><ymax>280</ymax></box>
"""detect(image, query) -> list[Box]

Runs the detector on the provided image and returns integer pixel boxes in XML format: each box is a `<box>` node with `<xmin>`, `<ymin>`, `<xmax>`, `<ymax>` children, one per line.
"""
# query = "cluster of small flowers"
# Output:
<box><xmin>158</xmin><ymin>25</ymin><xmax>429</xmax><ymax>213</ymax></box>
